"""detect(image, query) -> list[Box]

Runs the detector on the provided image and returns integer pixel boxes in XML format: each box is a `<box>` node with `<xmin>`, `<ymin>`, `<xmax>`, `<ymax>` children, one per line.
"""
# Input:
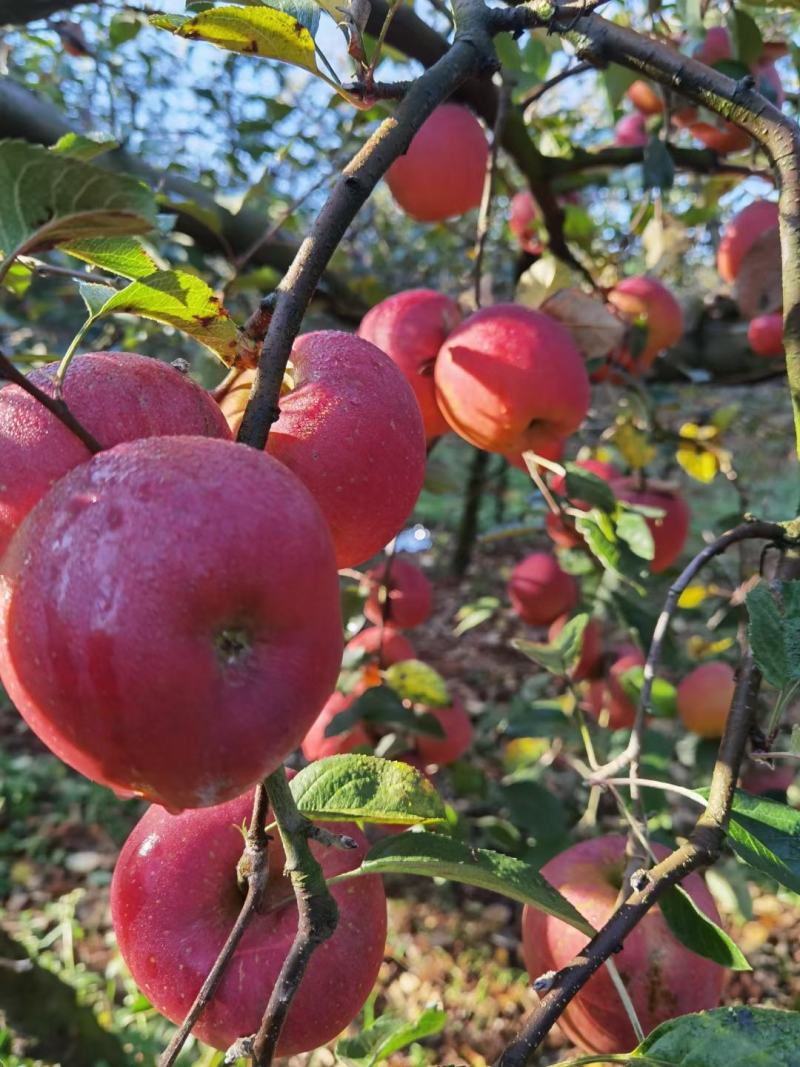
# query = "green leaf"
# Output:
<box><xmin>454</xmin><ymin>596</ymin><xmax>500</xmax><ymax>636</ymax></box>
<box><xmin>0</xmin><ymin>140</ymin><xmax>157</xmax><ymax>265</ymax></box>
<box><xmin>51</xmin><ymin>132</ymin><xmax>120</xmax><ymax>161</ymax></box>
<box><xmin>358</xmin><ymin>831</ymin><xmax>594</xmax><ymax>936</ymax></box>
<box><xmin>563</xmin><ymin>463</ymin><xmax>617</xmax><ymax>512</ymax></box>
<box><xmin>290</xmin><ymin>754</ymin><xmax>447</xmax><ymax>826</ymax></box>
<box><xmin>62</xmin><ymin>237</ymin><xmax>158</xmax><ymax>280</ymax></box>
<box><xmin>3</xmin><ymin>262</ymin><xmax>32</xmax><ymax>296</ymax></box>
<box><xmin>729</xmin><ymin>9</ymin><xmax>764</xmax><ymax>66</ymax></box>
<box><xmin>746</xmin><ymin>580</ymin><xmax>800</xmax><ymax>688</ymax></box>
<box><xmin>384</xmin><ymin>660</ymin><xmax>449</xmax><ymax>708</ymax></box>
<box><xmin>335</xmin><ymin>1008</ymin><xmax>447</xmax><ymax>1066</ymax></box>
<box><xmin>603</xmin><ymin>63</ymin><xmax>639</xmax><ymax>111</ymax></box>
<box><xmin>79</xmin><ymin>281</ymin><xmax>117</xmax><ymax>317</ymax></box>
<box><xmin>86</xmin><ymin>269</ymin><xmax>241</xmax><ymax>364</ymax></box>
<box><xmin>633</xmin><ymin>1006</ymin><xmax>800</xmax><ymax>1063</ymax></box>
<box><xmin>513</xmin><ymin>614</ymin><xmax>589</xmax><ymax>676</ymax></box>
<box><xmin>325</xmin><ymin>686</ymin><xmax>445</xmax><ymax>739</ymax></box>
<box><xmin>723</xmin><ymin>789</ymin><xmax>800</xmax><ymax>893</ymax></box>
<box><xmin>149</xmin><ymin>6</ymin><xmax>320</xmax><ymax>76</ymax></box>
<box><xmin>616</xmin><ymin>509</ymin><xmax>656</xmax><ymax>562</ymax></box>
<box><xmin>643</xmin><ymin>136</ymin><xmax>675</xmax><ymax>191</ymax></box>
<box><xmin>659</xmin><ymin>886</ymin><xmax>751</xmax><ymax>970</ymax></box>
<box><xmin>505</xmin><ymin>700</ymin><xmax>575</xmax><ymax>739</ymax></box>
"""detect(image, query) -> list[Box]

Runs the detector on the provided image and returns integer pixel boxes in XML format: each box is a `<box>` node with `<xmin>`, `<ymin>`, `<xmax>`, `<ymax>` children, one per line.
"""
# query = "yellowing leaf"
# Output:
<box><xmin>676</xmin><ymin>442</ymin><xmax>719</xmax><ymax>483</ymax></box>
<box><xmin>678</xmin><ymin>584</ymin><xmax>711</xmax><ymax>609</ymax></box>
<box><xmin>150</xmin><ymin>6</ymin><xmax>318</xmax><ymax>75</ymax></box>
<box><xmin>515</xmin><ymin>256</ymin><xmax>577</xmax><ymax>309</ymax></box>
<box><xmin>679</xmin><ymin>421</ymin><xmax>719</xmax><ymax>443</ymax></box>
<box><xmin>688</xmin><ymin>635</ymin><xmax>736</xmax><ymax>659</ymax></box>
<box><xmin>612</xmin><ymin>418</ymin><xmax>655</xmax><ymax>470</ymax></box>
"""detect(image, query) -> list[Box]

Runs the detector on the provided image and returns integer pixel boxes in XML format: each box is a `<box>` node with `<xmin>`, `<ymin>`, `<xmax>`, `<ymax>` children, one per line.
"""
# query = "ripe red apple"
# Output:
<box><xmin>548</xmin><ymin>615</ymin><xmax>603</xmax><ymax>680</ymax></box>
<box><xmin>748</xmin><ymin>313</ymin><xmax>784</xmax><ymax>358</ymax></box>
<box><xmin>626</xmin><ymin>80</ymin><xmax>663</xmax><ymax>115</ymax></box>
<box><xmin>509</xmin><ymin>191</ymin><xmax>543</xmax><ymax>256</ymax></box>
<box><xmin>301</xmin><ymin>687</ymin><xmax>372</xmax><ymax>761</ymax></box>
<box><xmin>677</xmin><ymin>661</ymin><xmax>735</xmax><ymax>738</ymax></box>
<box><xmin>0</xmin><ymin>436</ymin><xmax>343</xmax><ymax>811</ymax></box>
<box><xmin>615</xmin><ymin>480</ymin><xmax>690</xmax><ymax>573</ymax></box>
<box><xmin>385</xmin><ymin>104</ymin><xmax>488</xmax><ymax>222</ymax></box>
<box><xmin>607</xmin><ymin>277</ymin><xmax>684</xmax><ymax>373</ymax></box>
<box><xmin>434</xmin><ymin>305</ymin><xmax>591</xmax><ymax>454</ymax></box>
<box><xmin>694</xmin><ymin>25</ymin><xmax>733</xmax><ymax>66</ymax></box>
<box><xmin>688</xmin><ymin>119</ymin><xmax>750</xmax><ymax>155</ymax></box>
<box><xmin>364</xmin><ymin>558</ymin><xmax>433</xmax><ymax>629</ymax></box>
<box><xmin>586</xmin><ymin>647</ymin><xmax>645</xmax><ymax>730</ymax></box>
<box><xmin>268</xmin><ymin>331</ymin><xmax>426</xmax><ymax>568</ymax></box>
<box><xmin>346</xmin><ymin>625</ymin><xmax>416</xmax><ymax>667</ymax></box>
<box><xmin>415</xmin><ymin>697</ymin><xmax>473</xmax><ymax>765</ymax></box>
<box><xmin>0</xmin><ymin>351</ymin><xmax>230</xmax><ymax>558</ymax></box>
<box><xmin>111</xmin><ymin>785</ymin><xmax>387</xmax><ymax>1055</ymax></box>
<box><xmin>508</xmin><ymin>552</ymin><xmax>578</xmax><ymax>627</ymax></box>
<box><xmin>357</xmin><ymin>289</ymin><xmax>460</xmax><ymax>439</ymax></box>
<box><xmin>614</xmin><ymin>113</ymin><xmax>648</xmax><ymax>147</ymax></box>
<box><xmin>740</xmin><ymin>761</ymin><xmax>795</xmax><ymax>796</ymax></box>
<box><xmin>717</xmin><ymin>200</ymin><xmax>779</xmax><ymax>283</ymax></box>
<box><xmin>522</xmin><ymin>835</ymin><xmax>725</xmax><ymax>1055</ymax></box>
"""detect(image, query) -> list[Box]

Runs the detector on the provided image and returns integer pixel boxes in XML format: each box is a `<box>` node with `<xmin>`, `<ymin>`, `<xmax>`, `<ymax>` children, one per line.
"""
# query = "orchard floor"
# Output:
<box><xmin>2</xmin><ymin>375</ymin><xmax>800</xmax><ymax>1065</ymax></box>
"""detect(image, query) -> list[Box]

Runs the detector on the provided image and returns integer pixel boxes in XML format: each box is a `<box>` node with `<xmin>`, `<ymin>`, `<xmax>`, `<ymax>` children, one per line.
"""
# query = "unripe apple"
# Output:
<box><xmin>717</xmin><ymin>200</ymin><xmax>779</xmax><ymax>283</ymax></box>
<box><xmin>586</xmin><ymin>647</ymin><xmax>645</xmax><ymax>729</ymax></box>
<box><xmin>509</xmin><ymin>191</ymin><xmax>543</xmax><ymax>256</ymax></box>
<box><xmin>608</xmin><ymin>276</ymin><xmax>684</xmax><ymax>373</ymax></box>
<box><xmin>111</xmin><ymin>785</ymin><xmax>387</xmax><ymax>1055</ymax></box>
<box><xmin>434</xmin><ymin>304</ymin><xmax>591</xmax><ymax>453</ymax></box>
<box><xmin>301</xmin><ymin>687</ymin><xmax>372</xmax><ymax>761</ymax></box>
<box><xmin>416</xmin><ymin>697</ymin><xmax>473</xmax><ymax>765</ymax></box>
<box><xmin>357</xmin><ymin>289</ymin><xmax>461</xmax><ymax>439</ymax></box>
<box><xmin>522</xmin><ymin>835</ymin><xmax>725</xmax><ymax>1055</ymax></box>
<box><xmin>748</xmin><ymin>313</ymin><xmax>784</xmax><ymax>357</ymax></box>
<box><xmin>677</xmin><ymin>661</ymin><xmax>735</xmax><ymax>738</ymax></box>
<box><xmin>364</xmin><ymin>559</ymin><xmax>433</xmax><ymax>629</ymax></box>
<box><xmin>626</xmin><ymin>80</ymin><xmax>663</xmax><ymax>115</ymax></box>
<box><xmin>614</xmin><ymin>480</ymin><xmax>690</xmax><ymax>573</ymax></box>
<box><xmin>385</xmin><ymin>104</ymin><xmax>488</xmax><ymax>222</ymax></box>
<box><xmin>0</xmin><ymin>436</ymin><xmax>343</xmax><ymax>811</ymax></box>
<box><xmin>614</xmin><ymin>113</ymin><xmax>648</xmax><ymax>147</ymax></box>
<box><xmin>0</xmin><ymin>351</ymin><xmax>230</xmax><ymax>558</ymax></box>
<box><xmin>508</xmin><ymin>552</ymin><xmax>578</xmax><ymax>627</ymax></box>
<box><xmin>345</xmin><ymin>625</ymin><xmax>416</xmax><ymax>667</ymax></box>
<box><xmin>269</xmin><ymin>332</ymin><xmax>427</xmax><ymax>568</ymax></box>
<box><xmin>548</xmin><ymin>615</ymin><xmax>603</xmax><ymax>680</ymax></box>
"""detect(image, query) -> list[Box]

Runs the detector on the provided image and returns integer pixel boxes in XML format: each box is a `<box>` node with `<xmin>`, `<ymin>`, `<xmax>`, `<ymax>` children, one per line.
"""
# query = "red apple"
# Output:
<box><xmin>677</xmin><ymin>661</ymin><xmax>735</xmax><ymax>738</ymax></box>
<box><xmin>717</xmin><ymin>200</ymin><xmax>779</xmax><ymax>283</ymax></box>
<box><xmin>301</xmin><ymin>687</ymin><xmax>372</xmax><ymax>761</ymax></box>
<box><xmin>415</xmin><ymin>697</ymin><xmax>473</xmax><ymax>765</ymax></box>
<box><xmin>740</xmin><ymin>761</ymin><xmax>795</xmax><ymax>796</ymax></box>
<box><xmin>0</xmin><ymin>436</ymin><xmax>343</xmax><ymax>811</ymax></box>
<box><xmin>0</xmin><ymin>351</ymin><xmax>230</xmax><ymax>558</ymax></box>
<box><xmin>357</xmin><ymin>289</ymin><xmax>460</xmax><ymax>439</ymax></box>
<box><xmin>548</xmin><ymin>615</ymin><xmax>603</xmax><ymax>680</ymax></box>
<box><xmin>509</xmin><ymin>191</ymin><xmax>543</xmax><ymax>256</ymax></box>
<box><xmin>111</xmin><ymin>785</ymin><xmax>387</xmax><ymax>1055</ymax></box>
<box><xmin>590</xmin><ymin>647</ymin><xmax>646</xmax><ymax>729</ymax></box>
<box><xmin>345</xmin><ymin>625</ymin><xmax>416</xmax><ymax>667</ymax></box>
<box><xmin>434</xmin><ymin>304</ymin><xmax>591</xmax><ymax>454</ymax></box>
<box><xmin>626</xmin><ymin>80</ymin><xmax>663</xmax><ymax>115</ymax></box>
<box><xmin>615</xmin><ymin>480</ymin><xmax>690</xmax><ymax>573</ymax></box>
<box><xmin>688</xmin><ymin>119</ymin><xmax>750</xmax><ymax>155</ymax></box>
<box><xmin>522</xmin><ymin>835</ymin><xmax>725</xmax><ymax>1054</ymax></box>
<box><xmin>268</xmin><ymin>331</ymin><xmax>426</xmax><ymax>568</ymax></box>
<box><xmin>364</xmin><ymin>558</ymin><xmax>433</xmax><ymax>629</ymax></box>
<box><xmin>607</xmin><ymin>276</ymin><xmax>684</xmax><ymax>373</ymax></box>
<box><xmin>614</xmin><ymin>113</ymin><xmax>648</xmax><ymax>147</ymax></box>
<box><xmin>748</xmin><ymin>313</ymin><xmax>784</xmax><ymax>358</ymax></box>
<box><xmin>385</xmin><ymin>104</ymin><xmax>488</xmax><ymax>223</ymax></box>
<box><xmin>508</xmin><ymin>552</ymin><xmax>578</xmax><ymax>627</ymax></box>
<box><xmin>694</xmin><ymin>26</ymin><xmax>733</xmax><ymax>66</ymax></box>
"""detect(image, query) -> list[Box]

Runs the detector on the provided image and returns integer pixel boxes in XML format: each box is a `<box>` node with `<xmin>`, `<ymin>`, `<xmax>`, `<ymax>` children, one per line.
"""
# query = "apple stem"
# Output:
<box><xmin>0</xmin><ymin>349</ymin><xmax>103</xmax><ymax>455</ymax></box>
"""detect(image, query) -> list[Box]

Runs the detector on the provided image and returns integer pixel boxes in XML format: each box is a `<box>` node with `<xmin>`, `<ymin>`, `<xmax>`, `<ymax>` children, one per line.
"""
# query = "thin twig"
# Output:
<box><xmin>473</xmin><ymin>77</ymin><xmax>511</xmax><ymax>309</ymax></box>
<box><xmin>159</xmin><ymin>785</ymin><xmax>271</xmax><ymax>1067</ymax></box>
<box><xmin>521</xmin><ymin>60</ymin><xmax>592</xmax><ymax>113</ymax></box>
<box><xmin>0</xmin><ymin>349</ymin><xmax>102</xmax><ymax>454</ymax></box>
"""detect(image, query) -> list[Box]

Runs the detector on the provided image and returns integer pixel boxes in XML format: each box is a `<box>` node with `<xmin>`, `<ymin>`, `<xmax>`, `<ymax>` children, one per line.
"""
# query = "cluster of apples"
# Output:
<box><xmin>302</xmin><ymin>558</ymin><xmax>474</xmax><ymax>768</ymax></box>
<box><xmin>624</xmin><ymin>25</ymin><xmax>785</xmax><ymax>155</ymax></box>
<box><xmin>717</xmin><ymin>198</ymin><xmax>784</xmax><ymax>359</ymax></box>
<box><xmin>0</xmin><ymin>338</ymin><xmax>441</xmax><ymax>1052</ymax></box>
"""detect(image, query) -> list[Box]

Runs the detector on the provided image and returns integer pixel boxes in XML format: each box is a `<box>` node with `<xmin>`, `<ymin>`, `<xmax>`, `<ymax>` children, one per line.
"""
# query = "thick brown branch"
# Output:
<box><xmin>0</xmin><ymin>350</ymin><xmax>102</xmax><ymax>453</ymax></box>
